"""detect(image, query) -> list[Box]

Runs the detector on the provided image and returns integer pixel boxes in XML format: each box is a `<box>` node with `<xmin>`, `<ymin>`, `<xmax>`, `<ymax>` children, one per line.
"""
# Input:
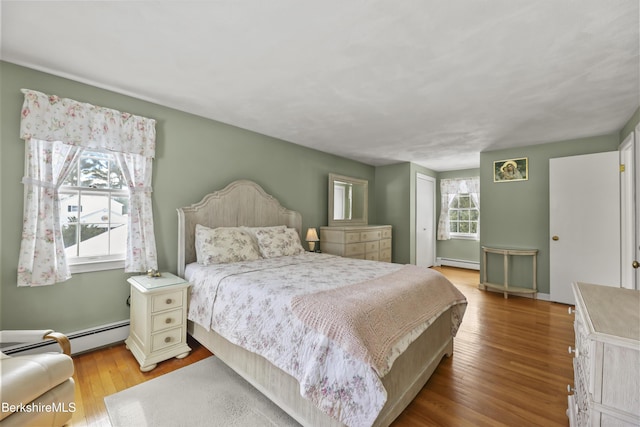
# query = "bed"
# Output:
<box><xmin>177</xmin><ymin>180</ymin><xmax>467</xmax><ymax>427</ymax></box>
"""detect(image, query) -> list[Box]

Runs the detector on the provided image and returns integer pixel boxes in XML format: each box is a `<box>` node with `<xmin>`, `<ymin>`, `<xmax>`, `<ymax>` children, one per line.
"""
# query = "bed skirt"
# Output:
<box><xmin>187</xmin><ymin>306</ymin><xmax>454</xmax><ymax>427</ymax></box>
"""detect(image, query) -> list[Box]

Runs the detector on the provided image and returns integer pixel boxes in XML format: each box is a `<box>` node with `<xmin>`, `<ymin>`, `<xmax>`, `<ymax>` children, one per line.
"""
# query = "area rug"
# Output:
<box><xmin>104</xmin><ymin>356</ymin><xmax>300</xmax><ymax>427</ymax></box>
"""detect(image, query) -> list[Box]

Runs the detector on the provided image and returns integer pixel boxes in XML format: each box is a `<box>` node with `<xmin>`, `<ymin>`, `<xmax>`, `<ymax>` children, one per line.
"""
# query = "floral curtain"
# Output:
<box><xmin>436</xmin><ymin>177</ymin><xmax>480</xmax><ymax>240</ymax></box>
<box><xmin>18</xmin><ymin>89</ymin><xmax>157</xmax><ymax>286</ymax></box>
<box><xmin>20</xmin><ymin>89</ymin><xmax>155</xmax><ymax>157</ymax></box>
<box><xmin>116</xmin><ymin>152</ymin><xmax>158</xmax><ymax>272</ymax></box>
<box><xmin>17</xmin><ymin>139</ymin><xmax>83</xmax><ymax>286</ymax></box>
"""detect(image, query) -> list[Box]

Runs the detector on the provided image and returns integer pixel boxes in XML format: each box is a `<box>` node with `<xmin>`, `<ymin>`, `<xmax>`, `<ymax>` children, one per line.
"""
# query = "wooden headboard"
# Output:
<box><xmin>176</xmin><ymin>180</ymin><xmax>302</xmax><ymax>277</ymax></box>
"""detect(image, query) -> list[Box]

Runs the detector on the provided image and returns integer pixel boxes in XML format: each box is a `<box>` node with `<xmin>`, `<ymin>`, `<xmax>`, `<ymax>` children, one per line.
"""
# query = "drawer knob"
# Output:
<box><xmin>568</xmin><ymin>307</ymin><xmax>575</xmax><ymax>315</ymax></box>
<box><xmin>568</xmin><ymin>346</ymin><xmax>579</xmax><ymax>357</ymax></box>
<box><xmin>164</xmin><ymin>336</ymin><xmax>172</xmax><ymax>343</ymax></box>
<box><xmin>567</xmin><ymin>384</ymin><xmax>575</xmax><ymax>394</ymax></box>
<box><xmin>165</xmin><ymin>318</ymin><xmax>173</xmax><ymax>324</ymax></box>
<box><xmin>166</xmin><ymin>298</ymin><xmax>173</xmax><ymax>304</ymax></box>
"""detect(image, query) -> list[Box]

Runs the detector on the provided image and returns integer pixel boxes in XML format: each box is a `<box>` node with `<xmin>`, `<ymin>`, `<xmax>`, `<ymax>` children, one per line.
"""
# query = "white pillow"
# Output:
<box><xmin>253</xmin><ymin>227</ymin><xmax>305</xmax><ymax>258</ymax></box>
<box><xmin>195</xmin><ymin>224</ymin><xmax>261</xmax><ymax>265</ymax></box>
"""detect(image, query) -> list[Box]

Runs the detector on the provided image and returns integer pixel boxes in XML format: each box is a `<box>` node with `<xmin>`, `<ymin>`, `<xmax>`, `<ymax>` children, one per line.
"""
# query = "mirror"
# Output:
<box><xmin>328</xmin><ymin>173</ymin><xmax>368</xmax><ymax>226</ymax></box>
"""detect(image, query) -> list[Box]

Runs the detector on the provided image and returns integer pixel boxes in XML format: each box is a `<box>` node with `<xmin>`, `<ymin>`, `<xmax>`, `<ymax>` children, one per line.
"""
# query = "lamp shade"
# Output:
<box><xmin>305</xmin><ymin>228</ymin><xmax>319</xmax><ymax>242</ymax></box>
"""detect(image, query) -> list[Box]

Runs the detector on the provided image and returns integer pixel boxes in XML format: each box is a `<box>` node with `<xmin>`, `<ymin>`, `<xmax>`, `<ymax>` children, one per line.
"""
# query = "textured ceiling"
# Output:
<box><xmin>1</xmin><ymin>1</ymin><xmax>638</xmax><ymax>171</ymax></box>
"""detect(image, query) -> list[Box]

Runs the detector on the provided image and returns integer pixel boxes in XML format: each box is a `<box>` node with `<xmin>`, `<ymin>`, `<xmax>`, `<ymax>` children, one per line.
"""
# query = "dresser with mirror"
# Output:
<box><xmin>320</xmin><ymin>173</ymin><xmax>392</xmax><ymax>262</ymax></box>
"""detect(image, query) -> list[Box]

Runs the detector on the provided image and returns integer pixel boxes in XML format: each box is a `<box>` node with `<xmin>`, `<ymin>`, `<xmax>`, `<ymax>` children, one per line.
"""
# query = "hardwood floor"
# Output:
<box><xmin>69</xmin><ymin>266</ymin><xmax>574</xmax><ymax>426</ymax></box>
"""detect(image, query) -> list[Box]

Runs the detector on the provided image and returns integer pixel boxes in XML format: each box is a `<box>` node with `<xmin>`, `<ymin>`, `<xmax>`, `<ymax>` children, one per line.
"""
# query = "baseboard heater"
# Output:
<box><xmin>436</xmin><ymin>257</ymin><xmax>480</xmax><ymax>271</ymax></box>
<box><xmin>1</xmin><ymin>320</ymin><xmax>130</xmax><ymax>356</ymax></box>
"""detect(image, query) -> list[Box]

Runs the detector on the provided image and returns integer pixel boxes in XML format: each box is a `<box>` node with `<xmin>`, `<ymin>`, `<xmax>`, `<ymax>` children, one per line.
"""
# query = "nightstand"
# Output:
<box><xmin>125</xmin><ymin>273</ymin><xmax>191</xmax><ymax>371</ymax></box>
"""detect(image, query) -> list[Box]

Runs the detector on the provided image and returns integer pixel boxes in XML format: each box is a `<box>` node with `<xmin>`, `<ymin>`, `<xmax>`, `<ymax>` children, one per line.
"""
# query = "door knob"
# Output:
<box><xmin>633</xmin><ymin>260</ymin><xmax>640</xmax><ymax>269</ymax></box>
<box><xmin>552</xmin><ymin>236</ymin><xmax>559</xmax><ymax>241</ymax></box>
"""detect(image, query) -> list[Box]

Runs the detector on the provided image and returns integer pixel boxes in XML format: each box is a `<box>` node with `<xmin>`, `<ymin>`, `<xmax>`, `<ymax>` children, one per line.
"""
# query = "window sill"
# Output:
<box><xmin>450</xmin><ymin>234</ymin><xmax>479</xmax><ymax>241</ymax></box>
<box><xmin>69</xmin><ymin>259</ymin><xmax>125</xmax><ymax>274</ymax></box>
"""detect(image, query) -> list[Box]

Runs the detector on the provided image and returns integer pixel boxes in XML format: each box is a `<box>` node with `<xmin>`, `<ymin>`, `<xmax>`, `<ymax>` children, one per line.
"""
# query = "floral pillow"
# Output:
<box><xmin>195</xmin><ymin>224</ymin><xmax>262</xmax><ymax>265</ymax></box>
<box><xmin>240</xmin><ymin>225</ymin><xmax>287</xmax><ymax>243</ymax></box>
<box><xmin>254</xmin><ymin>227</ymin><xmax>305</xmax><ymax>258</ymax></box>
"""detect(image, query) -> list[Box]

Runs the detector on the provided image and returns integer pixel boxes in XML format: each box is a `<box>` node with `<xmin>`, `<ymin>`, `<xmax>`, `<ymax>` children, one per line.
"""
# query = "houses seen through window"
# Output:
<box><xmin>449</xmin><ymin>193</ymin><xmax>479</xmax><ymax>238</ymax></box>
<box><xmin>59</xmin><ymin>150</ymin><xmax>128</xmax><ymax>264</ymax></box>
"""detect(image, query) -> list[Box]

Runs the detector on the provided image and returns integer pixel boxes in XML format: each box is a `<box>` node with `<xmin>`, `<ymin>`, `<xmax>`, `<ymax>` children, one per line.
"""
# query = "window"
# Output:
<box><xmin>18</xmin><ymin>89</ymin><xmax>157</xmax><ymax>287</ymax></box>
<box><xmin>437</xmin><ymin>177</ymin><xmax>479</xmax><ymax>241</ymax></box>
<box><xmin>448</xmin><ymin>193</ymin><xmax>479</xmax><ymax>239</ymax></box>
<box><xmin>59</xmin><ymin>150</ymin><xmax>128</xmax><ymax>272</ymax></box>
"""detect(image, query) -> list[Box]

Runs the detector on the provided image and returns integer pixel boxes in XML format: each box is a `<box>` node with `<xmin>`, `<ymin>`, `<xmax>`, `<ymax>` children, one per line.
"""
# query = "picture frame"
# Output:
<box><xmin>493</xmin><ymin>157</ymin><xmax>528</xmax><ymax>182</ymax></box>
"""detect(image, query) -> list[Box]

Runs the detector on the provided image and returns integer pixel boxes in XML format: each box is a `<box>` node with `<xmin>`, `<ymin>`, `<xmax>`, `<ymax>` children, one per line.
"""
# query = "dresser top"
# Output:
<box><xmin>576</xmin><ymin>282</ymin><xmax>640</xmax><ymax>342</ymax></box>
<box><xmin>321</xmin><ymin>225</ymin><xmax>391</xmax><ymax>230</ymax></box>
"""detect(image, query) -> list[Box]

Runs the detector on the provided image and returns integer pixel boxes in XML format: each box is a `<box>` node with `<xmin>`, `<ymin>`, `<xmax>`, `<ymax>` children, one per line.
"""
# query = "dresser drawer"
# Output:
<box><xmin>360</xmin><ymin>230</ymin><xmax>382</xmax><ymax>241</ymax></box>
<box><xmin>152</xmin><ymin>308</ymin><xmax>183</xmax><ymax>332</ymax></box>
<box><xmin>345</xmin><ymin>242</ymin><xmax>365</xmax><ymax>257</ymax></box>
<box><xmin>319</xmin><ymin>226</ymin><xmax>392</xmax><ymax>263</ymax></box>
<box><xmin>380</xmin><ymin>238</ymin><xmax>392</xmax><ymax>250</ymax></box>
<box><xmin>345</xmin><ymin>232</ymin><xmax>361</xmax><ymax>243</ymax></box>
<box><xmin>151</xmin><ymin>327</ymin><xmax>184</xmax><ymax>352</ymax></box>
<box><xmin>152</xmin><ymin>291</ymin><xmax>183</xmax><ymax>313</ymax></box>
<box><xmin>365</xmin><ymin>252</ymin><xmax>379</xmax><ymax>261</ymax></box>
<box><xmin>364</xmin><ymin>241</ymin><xmax>379</xmax><ymax>253</ymax></box>
<box><xmin>567</xmin><ymin>395</ymin><xmax>577</xmax><ymax>427</ymax></box>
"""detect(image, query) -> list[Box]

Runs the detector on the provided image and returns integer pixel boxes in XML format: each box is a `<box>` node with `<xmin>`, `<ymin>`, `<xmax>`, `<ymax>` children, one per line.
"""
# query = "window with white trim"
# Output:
<box><xmin>59</xmin><ymin>149</ymin><xmax>128</xmax><ymax>271</ymax></box>
<box><xmin>437</xmin><ymin>177</ymin><xmax>480</xmax><ymax>241</ymax></box>
<box><xmin>448</xmin><ymin>193</ymin><xmax>479</xmax><ymax>239</ymax></box>
<box><xmin>18</xmin><ymin>89</ymin><xmax>157</xmax><ymax>287</ymax></box>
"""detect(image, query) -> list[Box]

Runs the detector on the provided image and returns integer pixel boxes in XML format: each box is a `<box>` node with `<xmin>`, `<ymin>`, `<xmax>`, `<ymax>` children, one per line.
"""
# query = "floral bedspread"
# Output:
<box><xmin>185</xmin><ymin>253</ymin><xmax>464</xmax><ymax>427</ymax></box>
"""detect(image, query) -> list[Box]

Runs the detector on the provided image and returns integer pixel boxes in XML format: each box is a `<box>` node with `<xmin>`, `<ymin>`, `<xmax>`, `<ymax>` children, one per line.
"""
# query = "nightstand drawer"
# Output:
<box><xmin>152</xmin><ymin>291</ymin><xmax>183</xmax><ymax>313</ymax></box>
<box><xmin>381</xmin><ymin>228</ymin><xmax>392</xmax><ymax>239</ymax></box>
<box><xmin>152</xmin><ymin>309</ymin><xmax>183</xmax><ymax>332</ymax></box>
<box><xmin>151</xmin><ymin>327</ymin><xmax>184</xmax><ymax>352</ymax></box>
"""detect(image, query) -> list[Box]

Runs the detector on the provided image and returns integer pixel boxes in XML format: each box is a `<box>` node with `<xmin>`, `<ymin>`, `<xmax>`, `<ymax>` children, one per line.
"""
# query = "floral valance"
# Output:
<box><xmin>20</xmin><ymin>89</ymin><xmax>156</xmax><ymax>158</ymax></box>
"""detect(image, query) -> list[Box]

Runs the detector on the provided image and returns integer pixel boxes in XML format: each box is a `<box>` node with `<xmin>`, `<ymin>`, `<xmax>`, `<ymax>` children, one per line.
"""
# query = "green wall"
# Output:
<box><xmin>2</xmin><ymin>60</ymin><xmax>637</xmax><ymax>331</ymax></box>
<box><xmin>480</xmin><ymin>135</ymin><xmax>622</xmax><ymax>295</ymax></box>
<box><xmin>0</xmin><ymin>61</ymin><xmax>375</xmax><ymax>332</ymax></box>
<box><xmin>375</xmin><ymin>162</ymin><xmax>437</xmax><ymax>265</ymax></box>
<box><xmin>436</xmin><ymin>168</ymin><xmax>481</xmax><ymax>264</ymax></box>
<box><xmin>620</xmin><ymin>107</ymin><xmax>640</xmax><ymax>142</ymax></box>
<box><xmin>375</xmin><ymin>163</ymin><xmax>411</xmax><ymax>263</ymax></box>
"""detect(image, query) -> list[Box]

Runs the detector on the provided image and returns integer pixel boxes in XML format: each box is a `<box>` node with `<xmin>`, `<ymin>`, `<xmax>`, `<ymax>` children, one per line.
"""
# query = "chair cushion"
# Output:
<box><xmin>0</xmin><ymin>353</ymin><xmax>74</xmax><ymax>421</ymax></box>
<box><xmin>0</xmin><ymin>379</ymin><xmax>75</xmax><ymax>427</ymax></box>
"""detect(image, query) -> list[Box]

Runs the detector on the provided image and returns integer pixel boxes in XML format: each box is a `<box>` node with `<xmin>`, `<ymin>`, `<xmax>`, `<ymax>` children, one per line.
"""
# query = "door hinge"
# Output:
<box><xmin>620</xmin><ymin>164</ymin><xmax>625</xmax><ymax>172</ymax></box>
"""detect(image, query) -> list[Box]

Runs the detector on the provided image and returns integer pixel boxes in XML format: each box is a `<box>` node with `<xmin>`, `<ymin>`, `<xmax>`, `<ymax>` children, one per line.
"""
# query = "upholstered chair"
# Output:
<box><xmin>0</xmin><ymin>330</ymin><xmax>75</xmax><ymax>427</ymax></box>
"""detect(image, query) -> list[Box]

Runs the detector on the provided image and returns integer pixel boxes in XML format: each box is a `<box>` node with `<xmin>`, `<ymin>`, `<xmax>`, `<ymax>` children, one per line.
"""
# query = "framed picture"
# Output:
<box><xmin>493</xmin><ymin>157</ymin><xmax>528</xmax><ymax>182</ymax></box>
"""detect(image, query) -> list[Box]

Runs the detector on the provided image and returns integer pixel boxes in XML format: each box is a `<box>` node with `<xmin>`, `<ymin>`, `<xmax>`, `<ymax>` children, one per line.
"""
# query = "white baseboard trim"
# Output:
<box><xmin>478</xmin><ymin>285</ymin><xmax>551</xmax><ymax>301</ymax></box>
<box><xmin>436</xmin><ymin>257</ymin><xmax>480</xmax><ymax>271</ymax></box>
<box><xmin>1</xmin><ymin>320</ymin><xmax>130</xmax><ymax>356</ymax></box>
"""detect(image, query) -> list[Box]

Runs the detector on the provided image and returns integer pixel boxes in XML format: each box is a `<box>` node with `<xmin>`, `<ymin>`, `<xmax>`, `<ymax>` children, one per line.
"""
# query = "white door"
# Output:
<box><xmin>416</xmin><ymin>173</ymin><xmax>436</xmax><ymax>267</ymax></box>
<box><xmin>620</xmin><ymin>131</ymin><xmax>637</xmax><ymax>289</ymax></box>
<box><xmin>549</xmin><ymin>151</ymin><xmax>620</xmax><ymax>305</ymax></box>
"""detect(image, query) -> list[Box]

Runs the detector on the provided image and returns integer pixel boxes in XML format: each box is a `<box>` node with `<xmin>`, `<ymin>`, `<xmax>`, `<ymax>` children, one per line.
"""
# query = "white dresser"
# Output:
<box><xmin>320</xmin><ymin>225</ymin><xmax>392</xmax><ymax>262</ymax></box>
<box><xmin>125</xmin><ymin>273</ymin><xmax>191</xmax><ymax>371</ymax></box>
<box><xmin>568</xmin><ymin>282</ymin><xmax>640</xmax><ymax>426</ymax></box>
